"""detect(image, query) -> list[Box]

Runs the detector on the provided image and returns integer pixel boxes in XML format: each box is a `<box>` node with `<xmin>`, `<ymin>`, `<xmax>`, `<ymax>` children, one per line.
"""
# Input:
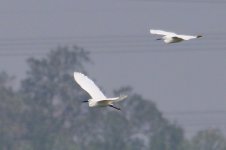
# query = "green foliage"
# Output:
<box><xmin>20</xmin><ymin>46</ymin><xmax>90</xmax><ymax>150</ymax></box>
<box><xmin>190</xmin><ymin>129</ymin><xmax>226</xmax><ymax>150</ymax></box>
<box><xmin>0</xmin><ymin>72</ymin><xmax>27</xmax><ymax>150</ymax></box>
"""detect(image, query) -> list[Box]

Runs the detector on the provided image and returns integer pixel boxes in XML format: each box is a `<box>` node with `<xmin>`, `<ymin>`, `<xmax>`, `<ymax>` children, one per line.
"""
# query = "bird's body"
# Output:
<box><xmin>150</xmin><ymin>29</ymin><xmax>202</xmax><ymax>44</ymax></box>
<box><xmin>87</xmin><ymin>96</ymin><xmax>127</xmax><ymax>108</ymax></box>
<box><xmin>74</xmin><ymin>72</ymin><xmax>127</xmax><ymax>110</ymax></box>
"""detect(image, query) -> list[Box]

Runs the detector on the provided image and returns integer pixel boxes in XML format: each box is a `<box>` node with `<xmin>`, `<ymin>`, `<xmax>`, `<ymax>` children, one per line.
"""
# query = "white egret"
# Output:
<box><xmin>74</xmin><ymin>72</ymin><xmax>127</xmax><ymax>110</ymax></box>
<box><xmin>150</xmin><ymin>29</ymin><xmax>202</xmax><ymax>44</ymax></box>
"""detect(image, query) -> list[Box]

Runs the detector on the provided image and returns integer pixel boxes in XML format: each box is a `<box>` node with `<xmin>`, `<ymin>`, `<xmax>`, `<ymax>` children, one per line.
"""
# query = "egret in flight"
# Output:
<box><xmin>74</xmin><ymin>72</ymin><xmax>127</xmax><ymax>110</ymax></box>
<box><xmin>150</xmin><ymin>29</ymin><xmax>202</xmax><ymax>44</ymax></box>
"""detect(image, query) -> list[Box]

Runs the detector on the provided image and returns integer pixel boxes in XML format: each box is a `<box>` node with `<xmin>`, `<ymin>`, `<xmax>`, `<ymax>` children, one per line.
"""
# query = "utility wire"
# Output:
<box><xmin>1</xmin><ymin>47</ymin><xmax>226</xmax><ymax>57</ymax></box>
<box><xmin>0</xmin><ymin>35</ymin><xmax>225</xmax><ymax>47</ymax></box>
<box><xmin>163</xmin><ymin>110</ymin><xmax>226</xmax><ymax>115</ymax></box>
<box><xmin>0</xmin><ymin>33</ymin><xmax>225</xmax><ymax>42</ymax></box>
<box><xmin>0</xmin><ymin>33</ymin><xmax>226</xmax><ymax>56</ymax></box>
<box><xmin>131</xmin><ymin>0</ymin><xmax>226</xmax><ymax>4</ymax></box>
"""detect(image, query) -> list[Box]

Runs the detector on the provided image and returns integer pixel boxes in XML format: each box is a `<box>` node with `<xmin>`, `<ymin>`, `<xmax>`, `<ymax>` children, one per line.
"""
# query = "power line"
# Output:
<box><xmin>0</xmin><ymin>47</ymin><xmax>226</xmax><ymax>57</ymax></box>
<box><xmin>0</xmin><ymin>33</ymin><xmax>225</xmax><ymax>56</ymax></box>
<box><xmin>0</xmin><ymin>0</ymin><xmax>225</xmax><ymax>17</ymax></box>
<box><xmin>0</xmin><ymin>42</ymin><xmax>225</xmax><ymax>50</ymax></box>
<box><xmin>0</xmin><ymin>0</ymin><xmax>225</xmax><ymax>16</ymax></box>
<box><xmin>131</xmin><ymin>0</ymin><xmax>226</xmax><ymax>4</ymax></box>
<box><xmin>0</xmin><ymin>39</ymin><xmax>225</xmax><ymax>46</ymax></box>
<box><xmin>163</xmin><ymin>110</ymin><xmax>226</xmax><ymax>115</ymax></box>
<box><xmin>179</xmin><ymin>123</ymin><xmax>226</xmax><ymax>127</ymax></box>
<box><xmin>0</xmin><ymin>32</ymin><xmax>225</xmax><ymax>42</ymax></box>
<box><xmin>0</xmin><ymin>36</ymin><xmax>225</xmax><ymax>49</ymax></box>
<box><xmin>0</xmin><ymin>34</ymin><xmax>225</xmax><ymax>49</ymax></box>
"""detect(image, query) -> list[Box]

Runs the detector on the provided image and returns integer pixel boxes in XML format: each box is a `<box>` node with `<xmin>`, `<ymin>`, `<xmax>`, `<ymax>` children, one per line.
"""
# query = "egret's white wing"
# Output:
<box><xmin>150</xmin><ymin>29</ymin><xmax>177</xmax><ymax>36</ymax></box>
<box><xmin>74</xmin><ymin>72</ymin><xmax>106</xmax><ymax>99</ymax></box>
<box><xmin>177</xmin><ymin>34</ymin><xmax>196</xmax><ymax>40</ymax></box>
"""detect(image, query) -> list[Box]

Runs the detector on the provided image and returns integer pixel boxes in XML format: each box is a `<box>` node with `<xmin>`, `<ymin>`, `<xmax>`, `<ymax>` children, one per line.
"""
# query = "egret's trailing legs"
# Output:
<box><xmin>109</xmin><ymin>104</ymin><xmax>121</xmax><ymax>110</ymax></box>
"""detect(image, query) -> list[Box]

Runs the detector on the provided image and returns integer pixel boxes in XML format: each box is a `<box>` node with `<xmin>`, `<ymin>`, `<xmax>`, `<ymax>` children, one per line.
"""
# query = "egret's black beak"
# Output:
<box><xmin>82</xmin><ymin>100</ymin><xmax>89</xmax><ymax>103</ymax></box>
<box><xmin>156</xmin><ymin>38</ymin><xmax>162</xmax><ymax>40</ymax></box>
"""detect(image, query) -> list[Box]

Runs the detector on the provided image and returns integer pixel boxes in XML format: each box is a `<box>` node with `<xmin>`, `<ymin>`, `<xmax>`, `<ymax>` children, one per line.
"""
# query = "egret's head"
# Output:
<box><xmin>197</xmin><ymin>35</ymin><xmax>202</xmax><ymax>38</ymax></box>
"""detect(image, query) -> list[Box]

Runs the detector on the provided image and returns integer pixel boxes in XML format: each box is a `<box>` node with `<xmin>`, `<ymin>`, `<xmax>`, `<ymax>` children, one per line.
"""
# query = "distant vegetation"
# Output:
<box><xmin>0</xmin><ymin>46</ymin><xmax>225</xmax><ymax>150</ymax></box>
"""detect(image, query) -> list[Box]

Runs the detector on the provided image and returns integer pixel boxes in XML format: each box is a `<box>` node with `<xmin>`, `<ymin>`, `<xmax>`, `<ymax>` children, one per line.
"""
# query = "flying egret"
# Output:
<box><xmin>150</xmin><ymin>29</ymin><xmax>202</xmax><ymax>44</ymax></box>
<box><xmin>73</xmin><ymin>72</ymin><xmax>127</xmax><ymax>110</ymax></box>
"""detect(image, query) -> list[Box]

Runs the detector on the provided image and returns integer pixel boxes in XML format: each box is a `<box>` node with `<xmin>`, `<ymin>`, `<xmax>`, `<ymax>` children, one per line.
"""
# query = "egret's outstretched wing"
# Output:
<box><xmin>177</xmin><ymin>34</ymin><xmax>196</xmax><ymax>40</ymax></box>
<box><xmin>74</xmin><ymin>72</ymin><xmax>106</xmax><ymax>99</ymax></box>
<box><xmin>150</xmin><ymin>29</ymin><xmax>177</xmax><ymax>36</ymax></box>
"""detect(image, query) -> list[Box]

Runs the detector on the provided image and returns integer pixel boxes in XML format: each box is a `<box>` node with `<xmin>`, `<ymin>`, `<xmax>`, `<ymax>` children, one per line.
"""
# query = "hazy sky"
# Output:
<box><xmin>0</xmin><ymin>0</ymin><xmax>226</xmax><ymax>136</ymax></box>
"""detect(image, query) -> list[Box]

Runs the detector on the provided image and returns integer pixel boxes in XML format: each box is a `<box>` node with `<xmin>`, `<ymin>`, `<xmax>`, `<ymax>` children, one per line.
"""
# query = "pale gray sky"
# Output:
<box><xmin>0</xmin><ymin>0</ymin><xmax>226</xmax><ymax>136</ymax></box>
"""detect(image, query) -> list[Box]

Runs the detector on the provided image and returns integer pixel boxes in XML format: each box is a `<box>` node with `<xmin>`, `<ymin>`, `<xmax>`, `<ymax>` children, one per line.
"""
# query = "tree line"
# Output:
<box><xmin>0</xmin><ymin>46</ymin><xmax>225</xmax><ymax>150</ymax></box>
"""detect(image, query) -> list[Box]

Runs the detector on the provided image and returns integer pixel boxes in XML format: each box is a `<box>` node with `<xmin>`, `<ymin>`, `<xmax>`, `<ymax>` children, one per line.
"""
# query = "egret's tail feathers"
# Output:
<box><xmin>117</xmin><ymin>95</ymin><xmax>128</xmax><ymax>102</ymax></box>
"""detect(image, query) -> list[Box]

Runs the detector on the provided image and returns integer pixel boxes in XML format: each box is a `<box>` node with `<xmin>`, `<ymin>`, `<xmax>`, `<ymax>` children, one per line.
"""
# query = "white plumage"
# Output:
<box><xmin>74</xmin><ymin>72</ymin><xmax>127</xmax><ymax>110</ymax></box>
<box><xmin>150</xmin><ymin>29</ymin><xmax>202</xmax><ymax>44</ymax></box>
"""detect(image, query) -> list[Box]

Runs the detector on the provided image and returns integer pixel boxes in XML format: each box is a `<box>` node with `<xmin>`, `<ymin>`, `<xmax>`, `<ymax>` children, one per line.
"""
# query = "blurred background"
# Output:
<box><xmin>0</xmin><ymin>0</ymin><xmax>226</xmax><ymax>149</ymax></box>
